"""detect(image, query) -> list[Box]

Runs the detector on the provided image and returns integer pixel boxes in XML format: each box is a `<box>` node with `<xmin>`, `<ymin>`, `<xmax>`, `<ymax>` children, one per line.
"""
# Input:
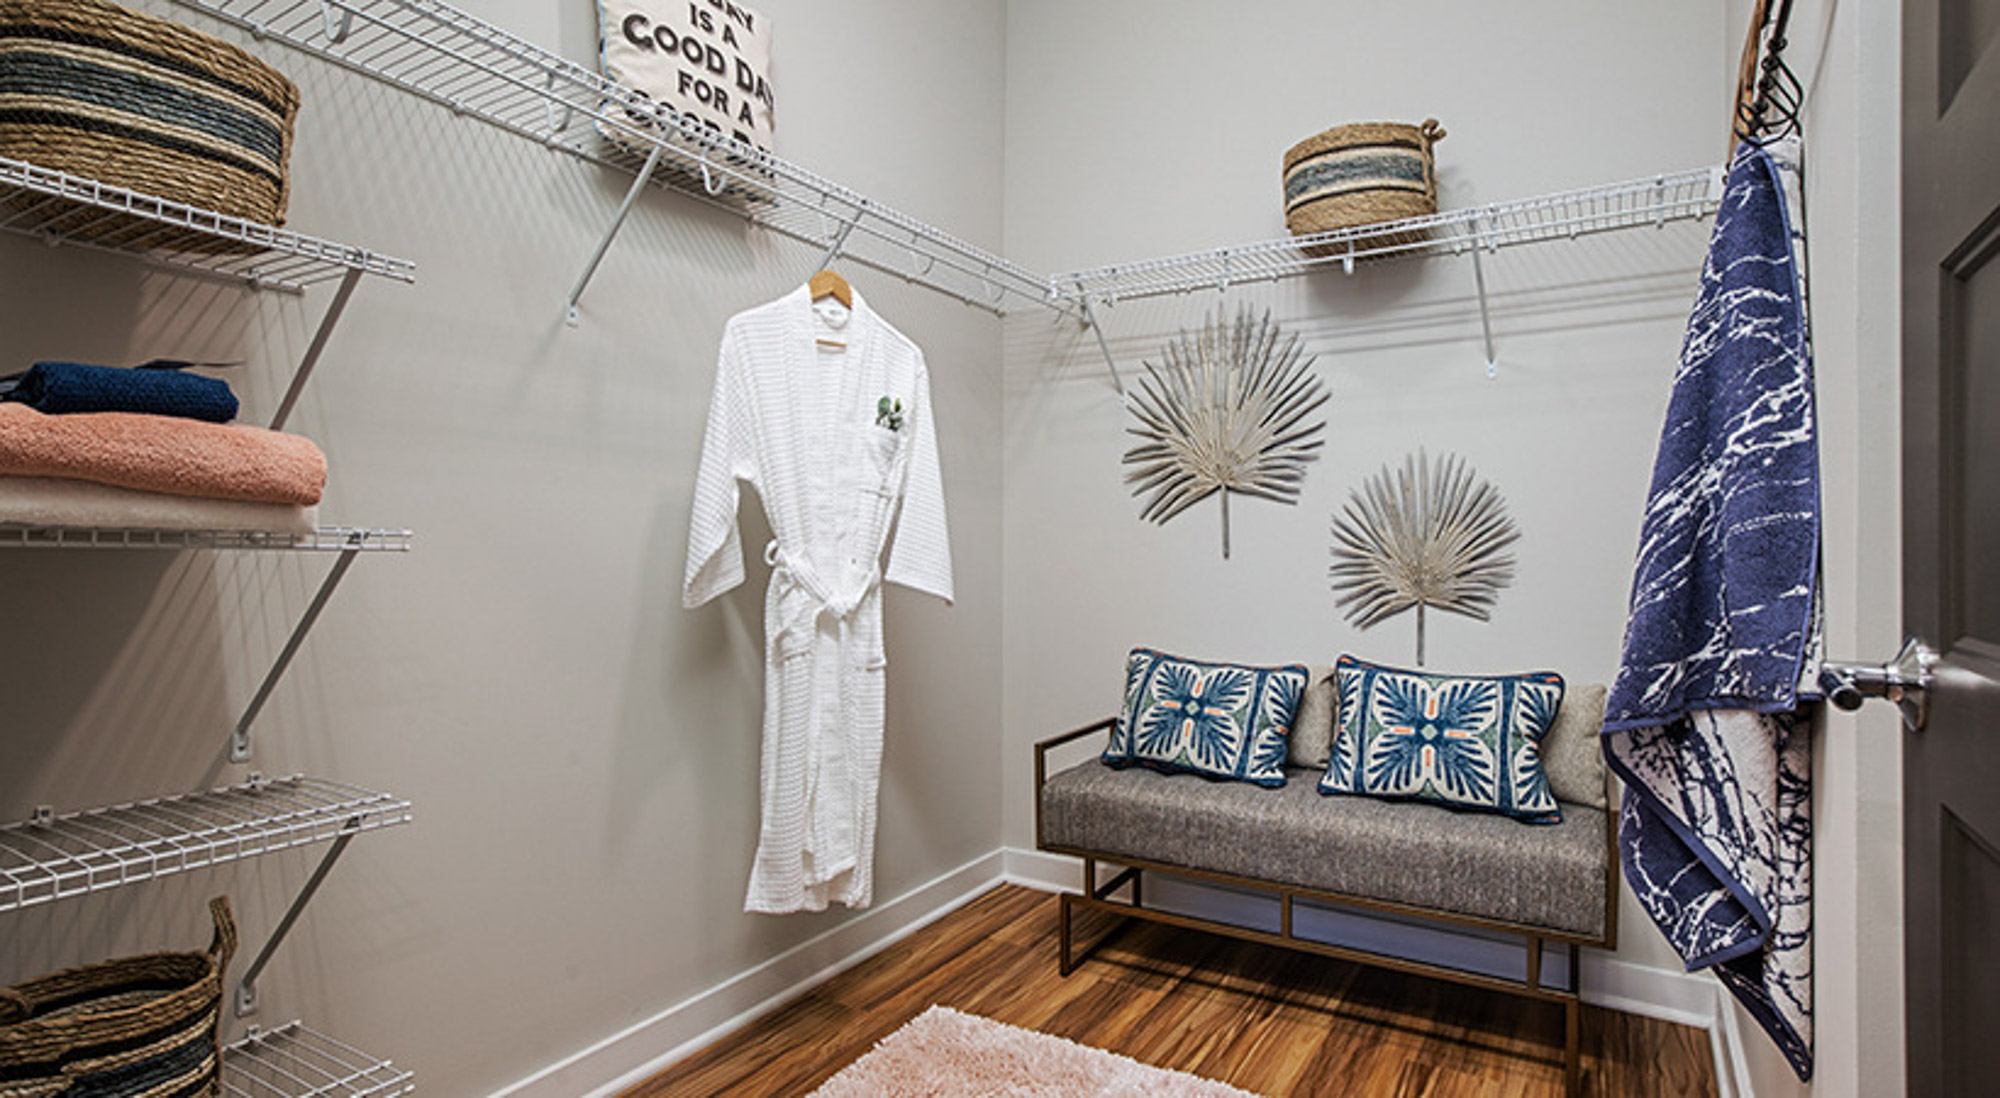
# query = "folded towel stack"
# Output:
<box><xmin>5</xmin><ymin>361</ymin><xmax>240</xmax><ymax>422</ymax></box>
<box><xmin>0</xmin><ymin>403</ymin><xmax>327</xmax><ymax>534</ymax></box>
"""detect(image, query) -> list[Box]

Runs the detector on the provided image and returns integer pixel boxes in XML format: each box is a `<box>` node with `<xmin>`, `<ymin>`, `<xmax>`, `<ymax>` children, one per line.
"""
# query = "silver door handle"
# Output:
<box><xmin>1820</xmin><ymin>637</ymin><xmax>1939</xmax><ymax>731</ymax></box>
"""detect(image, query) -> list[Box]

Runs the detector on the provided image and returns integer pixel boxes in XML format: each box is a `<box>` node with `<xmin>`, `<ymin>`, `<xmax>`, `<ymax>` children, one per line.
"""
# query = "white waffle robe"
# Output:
<box><xmin>683</xmin><ymin>285</ymin><xmax>953</xmax><ymax>914</ymax></box>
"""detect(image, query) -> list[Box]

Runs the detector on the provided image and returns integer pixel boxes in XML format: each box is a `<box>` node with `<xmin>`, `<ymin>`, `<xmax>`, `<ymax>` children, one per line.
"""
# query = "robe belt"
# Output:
<box><xmin>763</xmin><ymin>538</ymin><xmax>880</xmax><ymax>655</ymax></box>
<box><xmin>764</xmin><ymin>537</ymin><xmax>881</xmax><ymax>887</ymax></box>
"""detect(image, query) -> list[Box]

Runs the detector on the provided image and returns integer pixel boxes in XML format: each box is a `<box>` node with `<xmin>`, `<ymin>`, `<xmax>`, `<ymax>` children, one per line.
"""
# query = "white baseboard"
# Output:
<box><xmin>1002</xmin><ymin>845</ymin><xmax>1080</xmax><ymax>892</ymax></box>
<box><xmin>1580</xmin><ymin>954</ymin><xmax>1716</xmax><ymax>1026</ymax></box>
<box><xmin>494</xmin><ymin>845</ymin><xmax>1743</xmax><ymax>1098</ymax></box>
<box><xmin>489</xmin><ymin>850</ymin><xmax>1008</xmax><ymax>1098</ymax></box>
<box><xmin>1710</xmin><ymin>980</ymin><xmax>1754</xmax><ymax>1098</ymax></box>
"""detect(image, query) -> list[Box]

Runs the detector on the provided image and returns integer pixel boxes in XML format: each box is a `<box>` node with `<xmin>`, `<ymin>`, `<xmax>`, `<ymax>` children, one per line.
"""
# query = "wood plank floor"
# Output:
<box><xmin>624</xmin><ymin>884</ymin><xmax>1716</xmax><ymax>1097</ymax></box>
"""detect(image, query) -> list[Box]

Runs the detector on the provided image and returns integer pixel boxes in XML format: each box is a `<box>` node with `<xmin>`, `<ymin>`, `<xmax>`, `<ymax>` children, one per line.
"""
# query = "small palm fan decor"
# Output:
<box><xmin>1328</xmin><ymin>449</ymin><xmax>1518</xmax><ymax>665</ymax></box>
<box><xmin>1123</xmin><ymin>307</ymin><xmax>1329</xmax><ymax>558</ymax></box>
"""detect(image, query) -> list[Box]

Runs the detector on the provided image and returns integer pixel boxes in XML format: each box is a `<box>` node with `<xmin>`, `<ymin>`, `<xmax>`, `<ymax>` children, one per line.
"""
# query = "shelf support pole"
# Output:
<box><xmin>269</xmin><ymin>268</ymin><xmax>362</xmax><ymax>432</ymax></box>
<box><xmin>230</xmin><ymin>545</ymin><xmax>361</xmax><ymax>763</ymax></box>
<box><xmin>1076</xmin><ymin>292</ymin><xmax>1127</xmax><ymax>398</ymax></box>
<box><xmin>815</xmin><ymin>205</ymin><xmax>863</xmax><ymax>275</ymax></box>
<box><xmin>566</xmin><ymin>142</ymin><xmax>665</xmax><ymax>327</ymax></box>
<box><xmin>235</xmin><ymin>824</ymin><xmax>359</xmax><ymax>1017</ymax></box>
<box><xmin>1467</xmin><ymin>216</ymin><xmax>1499</xmax><ymax>379</ymax></box>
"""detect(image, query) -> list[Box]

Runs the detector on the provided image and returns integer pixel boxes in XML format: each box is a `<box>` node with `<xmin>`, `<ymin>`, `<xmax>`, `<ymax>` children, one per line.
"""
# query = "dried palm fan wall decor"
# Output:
<box><xmin>1123</xmin><ymin>307</ymin><xmax>1329</xmax><ymax>558</ymax></box>
<box><xmin>1328</xmin><ymin>449</ymin><xmax>1518</xmax><ymax>665</ymax></box>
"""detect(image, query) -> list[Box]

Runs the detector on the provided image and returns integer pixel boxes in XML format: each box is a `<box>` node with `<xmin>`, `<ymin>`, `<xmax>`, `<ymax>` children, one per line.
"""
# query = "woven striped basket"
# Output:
<box><xmin>0</xmin><ymin>0</ymin><xmax>299</xmax><ymax>241</ymax></box>
<box><xmin>0</xmin><ymin>896</ymin><xmax>237</xmax><ymax>1097</ymax></box>
<box><xmin>1282</xmin><ymin>119</ymin><xmax>1445</xmax><ymax>248</ymax></box>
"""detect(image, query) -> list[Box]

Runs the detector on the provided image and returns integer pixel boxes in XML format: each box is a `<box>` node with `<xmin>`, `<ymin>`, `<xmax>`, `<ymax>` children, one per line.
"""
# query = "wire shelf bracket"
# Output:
<box><xmin>0</xmin><ymin>525</ymin><xmax>411</xmax><ymax>760</ymax></box>
<box><xmin>1466</xmin><ymin>214</ymin><xmax>1499</xmax><ymax>379</ymax></box>
<box><xmin>224</xmin><ymin>1020</ymin><xmax>415</xmax><ymax>1096</ymax></box>
<box><xmin>565</xmin><ymin>141</ymin><xmax>664</xmax><ymax>327</ymax></box>
<box><xmin>1074</xmin><ymin>291</ymin><xmax>1127</xmax><ymax>399</ymax></box>
<box><xmin>231</xmin><ymin>543</ymin><xmax>360</xmax><ymax>763</ymax></box>
<box><xmin>170</xmin><ymin>0</ymin><xmax>1056</xmax><ymax>318</ymax></box>
<box><xmin>235</xmin><ymin>819</ymin><xmax>354</xmax><ymax>1017</ymax></box>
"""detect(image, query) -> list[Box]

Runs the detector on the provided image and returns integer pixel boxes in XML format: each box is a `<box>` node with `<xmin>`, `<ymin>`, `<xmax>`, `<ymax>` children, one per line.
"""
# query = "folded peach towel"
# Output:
<box><xmin>0</xmin><ymin>404</ymin><xmax>325</xmax><ymax>506</ymax></box>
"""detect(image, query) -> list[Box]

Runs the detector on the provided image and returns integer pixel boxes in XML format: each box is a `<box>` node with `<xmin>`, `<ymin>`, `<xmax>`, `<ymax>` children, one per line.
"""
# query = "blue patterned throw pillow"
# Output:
<box><xmin>1102</xmin><ymin>648</ymin><xmax>1308</xmax><ymax>787</ymax></box>
<box><xmin>1319</xmin><ymin>655</ymin><xmax>1565</xmax><ymax>823</ymax></box>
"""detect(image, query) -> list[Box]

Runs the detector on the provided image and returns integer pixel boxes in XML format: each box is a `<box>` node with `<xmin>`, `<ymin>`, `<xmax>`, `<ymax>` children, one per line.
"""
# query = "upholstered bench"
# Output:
<box><xmin>1034</xmin><ymin>659</ymin><xmax>1617</xmax><ymax>1097</ymax></box>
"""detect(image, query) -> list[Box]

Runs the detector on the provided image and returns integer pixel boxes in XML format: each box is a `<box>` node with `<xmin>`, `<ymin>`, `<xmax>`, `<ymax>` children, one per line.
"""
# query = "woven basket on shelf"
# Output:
<box><xmin>0</xmin><ymin>0</ymin><xmax>300</xmax><ymax>242</ymax></box>
<box><xmin>0</xmin><ymin>896</ymin><xmax>237</xmax><ymax>1097</ymax></box>
<box><xmin>1282</xmin><ymin>119</ymin><xmax>1445</xmax><ymax>250</ymax></box>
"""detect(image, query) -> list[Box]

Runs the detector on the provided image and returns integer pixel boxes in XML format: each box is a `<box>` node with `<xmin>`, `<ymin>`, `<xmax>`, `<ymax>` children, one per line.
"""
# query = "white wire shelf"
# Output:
<box><xmin>0</xmin><ymin>775</ymin><xmax>412</xmax><ymax>914</ymax></box>
<box><xmin>0</xmin><ymin>156</ymin><xmax>415</xmax><ymax>294</ymax></box>
<box><xmin>169</xmin><ymin>0</ymin><xmax>1055</xmax><ymax>316</ymax></box>
<box><xmin>225</xmin><ymin>1021</ymin><xmax>415</xmax><ymax>1097</ymax></box>
<box><xmin>1055</xmin><ymin>166</ymin><xmax>1726</xmax><ymax>305</ymax></box>
<box><xmin>0</xmin><ymin>526</ymin><xmax>413</xmax><ymax>551</ymax></box>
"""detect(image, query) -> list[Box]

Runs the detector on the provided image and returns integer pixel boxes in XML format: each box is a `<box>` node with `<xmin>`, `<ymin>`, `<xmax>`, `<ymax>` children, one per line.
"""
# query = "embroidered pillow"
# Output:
<box><xmin>1319</xmin><ymin>655</ymin><xmax>1565</xmax><ymax>823</ymax></box>
<box><xmin>1102</xmin><ymin>648</ymin><xmax>1308</xmax><ymax>787</ymax></box>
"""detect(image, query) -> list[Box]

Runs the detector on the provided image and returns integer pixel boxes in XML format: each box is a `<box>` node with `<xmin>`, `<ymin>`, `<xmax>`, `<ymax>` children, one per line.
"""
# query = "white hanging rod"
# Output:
<box><xmin>0</xmin><ymin>526</ymin><xmax>412</xmax><ymax>551</ymax></box>
<box><xmin>172</xmin><ymin>0</ymin><xmax>1056</xmax><ymax>315</ymax></box>
<box><xmin>224</xmin><ymin>1021</ymin><xmax>415</xmax><ymax>1097</ymax></box>
<box><xmin>1056</xmin><ymin>165</ymin><xmax>1725</xmax><ymax>306</ymax></box>
<box><xmin>0</xmin><ymin>775</ymin><xmax>411</xmax><ymax>914</ymax></box>
<box><xmin>0</xmin><ymin>156</ymin><xmax>414</xmax><ymax>293</ymax></box>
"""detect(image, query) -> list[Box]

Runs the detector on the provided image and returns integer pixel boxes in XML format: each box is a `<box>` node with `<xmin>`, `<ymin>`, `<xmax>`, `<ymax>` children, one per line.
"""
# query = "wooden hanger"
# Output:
<box><xmin>808</xmin><ymin>268</ymin><xmax>852</xmax><ymax>308</ymax></box>
<box><xmin>808</xmin><ymin>269</ymin><xmax>852</xmax><ymax>350</ymax></box>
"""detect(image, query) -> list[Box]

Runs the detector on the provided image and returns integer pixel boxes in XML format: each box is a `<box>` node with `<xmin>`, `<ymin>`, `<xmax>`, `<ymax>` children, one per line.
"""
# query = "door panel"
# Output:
<box><xmin>1940</xmin><ymin>807</ymin><xmax>2000</xmax><ymax>1097</ymax></box>
<box><xmin>1906</xmin><ymin>0</ymin><xmax>2000</xmax><ymax>1093</ymax></box>
<box><xmin>1939</xmin><ymin>0</ymin><xmax>2000</xmax><ymax>108</ymax></box>
<box><xmin>1944</xmin><ymin>223</ymin><xmax>2000</xmax><ymax>642</ymax></box>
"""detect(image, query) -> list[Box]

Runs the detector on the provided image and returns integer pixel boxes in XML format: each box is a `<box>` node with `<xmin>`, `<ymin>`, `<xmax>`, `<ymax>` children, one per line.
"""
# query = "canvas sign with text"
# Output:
<box><xmin>598</xmin><ymin>0</ymin><xmax>775</xmax><ymax>161</ymax></box>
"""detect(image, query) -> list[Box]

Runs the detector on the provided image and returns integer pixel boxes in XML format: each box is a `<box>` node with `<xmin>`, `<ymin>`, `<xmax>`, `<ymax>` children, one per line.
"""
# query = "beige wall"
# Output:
<box><xmin>0</xmin><ymin>1</ymin><xmax>1005</xmax><ymax>1093</ymax></box>
<box><xmin>999</xmin><ymin>0</ymin><xmax>1728</xmax><ymax>983</ymax></box>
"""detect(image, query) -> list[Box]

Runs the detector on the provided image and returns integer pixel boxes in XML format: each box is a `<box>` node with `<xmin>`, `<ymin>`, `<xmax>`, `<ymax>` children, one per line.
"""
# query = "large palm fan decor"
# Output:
<box><xmin>1328</xmin><ymin>449</ymin><xmax>1519</xmax><ymax>665</ymax></box>
<box><xmin>1123</xmin><ymin>307</ymin><xmax>1329</xmax><ymax>558</ymax></box>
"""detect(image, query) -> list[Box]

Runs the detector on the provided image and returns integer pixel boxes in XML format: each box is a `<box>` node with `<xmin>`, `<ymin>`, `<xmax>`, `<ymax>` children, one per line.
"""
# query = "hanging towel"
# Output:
<box><xmin>3</xmin><ymin>361</ymin><xmax>239</xmax><ymax>423</ymax></box>
<box><xmin>0</xmin><ymin>404</ymin><xmax>325</xmax><ymax>506</ymax></box>
<box><xmin>1602</xmin><ymin>141</ymin><xmax>1820</xmax><ymax>1082</ymax></box>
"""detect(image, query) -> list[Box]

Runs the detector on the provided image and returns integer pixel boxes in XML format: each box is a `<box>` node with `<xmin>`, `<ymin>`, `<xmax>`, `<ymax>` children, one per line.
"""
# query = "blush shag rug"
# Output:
<box><xmin>807</xmin><ymin>1005</ymin><xmax>1264</xmax><ymax>1097</ymax></box>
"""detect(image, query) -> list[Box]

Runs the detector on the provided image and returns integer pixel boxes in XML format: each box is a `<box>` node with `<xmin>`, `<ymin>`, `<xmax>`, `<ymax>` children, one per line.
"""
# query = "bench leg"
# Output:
<box><xmin>1059</xmin><ymin>891</ymin><xmax>1076</xmax><ymax>976</ymax></box>
<box><xmin>1565</xmin><ymin>995</ymin><xmax>1582</xmax><ymax>1097</ymax></box>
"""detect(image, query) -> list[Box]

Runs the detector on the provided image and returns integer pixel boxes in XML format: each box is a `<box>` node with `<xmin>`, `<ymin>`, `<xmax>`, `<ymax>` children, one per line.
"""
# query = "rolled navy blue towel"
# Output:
<box><xmin>4</xmin><ymin>361</ymin><xmax>239</xmax><ymax>423</ymax></box>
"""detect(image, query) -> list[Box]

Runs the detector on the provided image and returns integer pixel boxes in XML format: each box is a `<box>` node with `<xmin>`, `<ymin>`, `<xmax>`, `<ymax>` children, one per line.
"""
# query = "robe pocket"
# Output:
<box><xmin>867</xmin><ymin>424</ymin><xmax>903</xmax><ymax>472</ymax></box>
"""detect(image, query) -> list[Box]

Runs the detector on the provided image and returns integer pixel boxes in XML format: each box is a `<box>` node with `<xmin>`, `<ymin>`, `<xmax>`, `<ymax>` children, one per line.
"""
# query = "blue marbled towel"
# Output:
<box><xmin>1603</xmin><ymin>141</ymin><xmax>1819</xmax><ymax>1082</ymax></box>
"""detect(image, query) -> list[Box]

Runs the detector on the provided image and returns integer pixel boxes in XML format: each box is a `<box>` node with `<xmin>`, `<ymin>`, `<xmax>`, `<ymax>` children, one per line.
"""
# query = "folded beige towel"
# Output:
<box><xmin>0</xmin><ymin>475</ymin><xmax>318</xmax><ymax>534</ymax></box>
<box><xmin>0</xmin><ymin>404</ymin><xmax>325</xmax><ymax>506</ymax></box>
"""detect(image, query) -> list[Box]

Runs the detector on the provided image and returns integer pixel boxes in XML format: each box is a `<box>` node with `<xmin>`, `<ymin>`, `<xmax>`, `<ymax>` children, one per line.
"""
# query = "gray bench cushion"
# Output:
<box><xmin>1041</xmin><ymin>761</ymin><xmax>1609</xmax><ymax>939</ymax></box>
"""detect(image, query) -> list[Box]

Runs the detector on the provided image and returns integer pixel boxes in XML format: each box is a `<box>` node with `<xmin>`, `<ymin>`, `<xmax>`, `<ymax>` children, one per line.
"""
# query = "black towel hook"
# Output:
<box><xmin>1737</xmin><ymin>0</ymin><xmax>1802</xmax><ymax>146</ymax></box>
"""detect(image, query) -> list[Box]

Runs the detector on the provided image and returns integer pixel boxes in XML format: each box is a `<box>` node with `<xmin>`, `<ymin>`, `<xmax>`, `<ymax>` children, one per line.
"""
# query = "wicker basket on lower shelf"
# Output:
<box><xmin>1282</xmin><ymin>118</ymin><xmax>1445</xmax><ymax>253</ymax></box>
<box><xmin>0</xmin><ymin>896</ymin><xmax>237</xmax><ymax>1096</ymax></box>
<box><xmin>0</xmin><ymin>0</ymin><xmax>299</xmax><ymax>244</ymax></box>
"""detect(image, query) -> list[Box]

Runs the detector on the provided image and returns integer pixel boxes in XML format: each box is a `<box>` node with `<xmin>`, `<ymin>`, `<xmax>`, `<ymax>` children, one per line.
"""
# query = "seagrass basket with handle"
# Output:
<box><xmin>0</xmin><ymin>896</ymin><xmax>238</xmax><ymax>1097</ymax></box>
<box><xmin>0</xmin><ymin>0</ymin><xmax>299</xmax><ymax>243</ymax></box>
<box><xmin>1282</xmin><ymin>118</ymin><xmax>1445</xmax><ymax>252</ymax></box>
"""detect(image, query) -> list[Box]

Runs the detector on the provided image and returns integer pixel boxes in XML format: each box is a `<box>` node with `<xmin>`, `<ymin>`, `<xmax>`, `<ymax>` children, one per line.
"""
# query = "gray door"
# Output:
<box><xmin>1902</xmin><ymin>0</ymin><xmax>2000</xmax><ymax>1093</ymax></box>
